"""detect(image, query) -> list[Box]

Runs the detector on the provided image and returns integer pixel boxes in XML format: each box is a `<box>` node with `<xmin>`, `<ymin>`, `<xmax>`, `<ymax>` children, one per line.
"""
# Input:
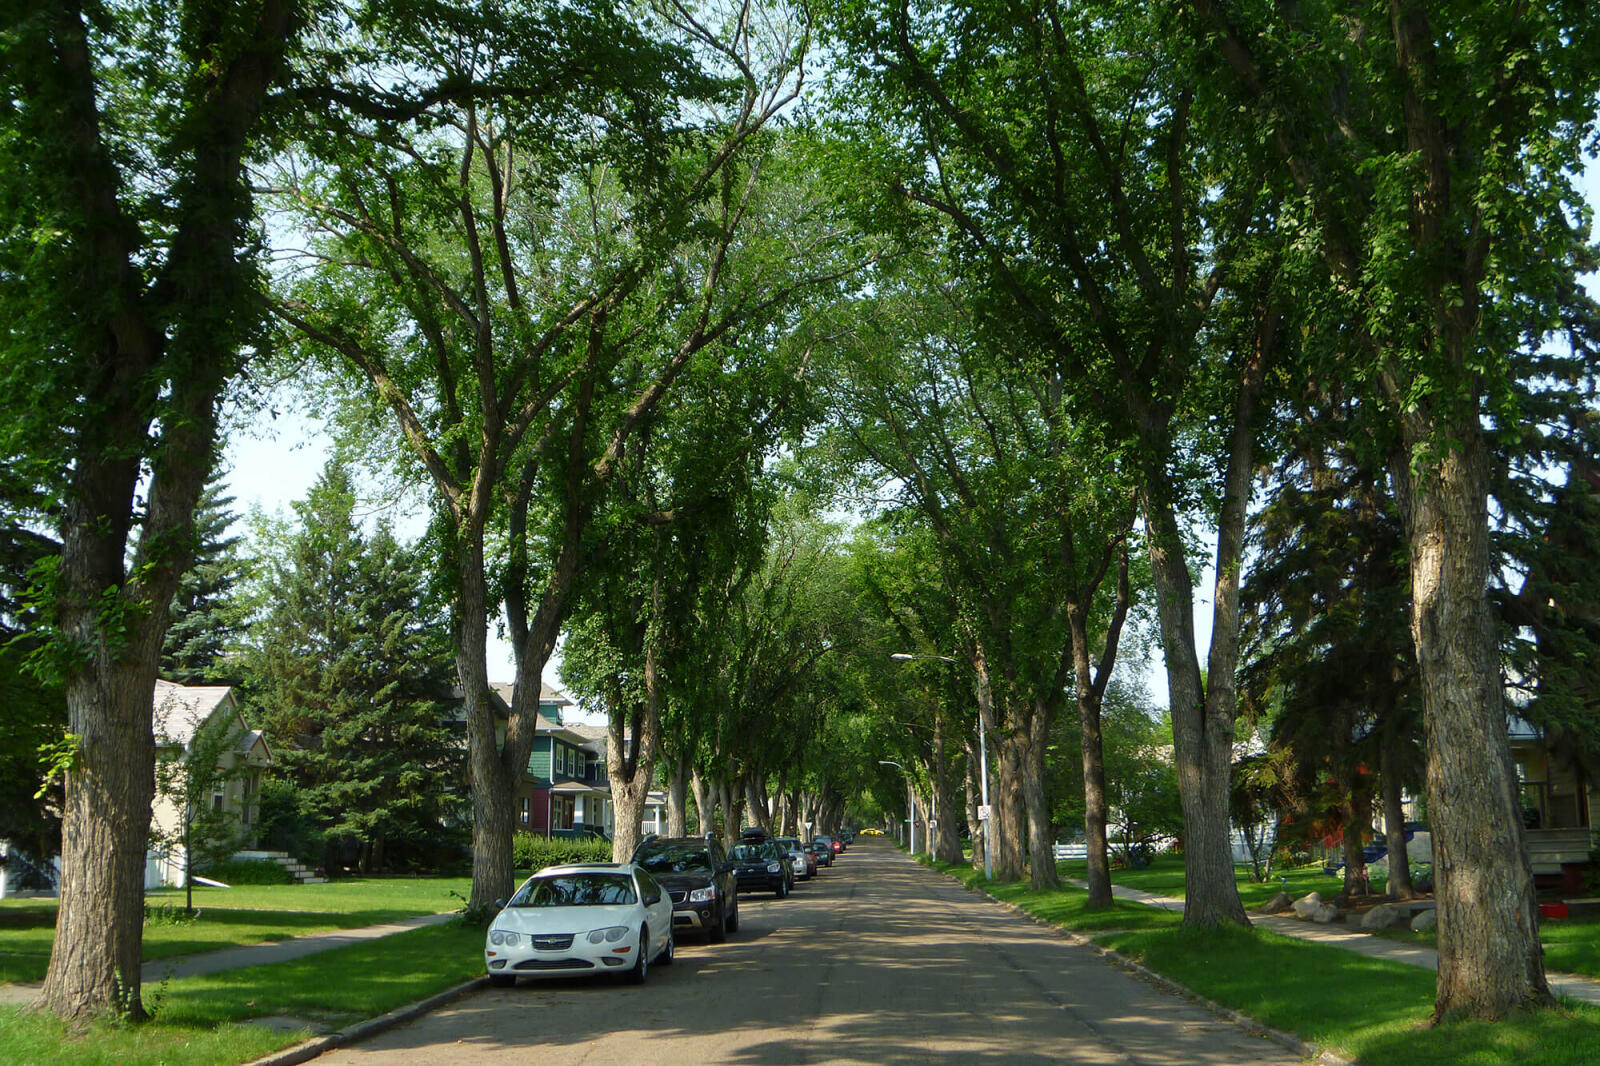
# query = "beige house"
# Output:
<box><xmin>146</xmin><ymin>680</ymin><xmax>272</xmax><ymax>889</ymax></box>
<box><xmin>1510</xmin><ymin>716</ymin><xmax>1595</xmax><ymax>893</ymax></box>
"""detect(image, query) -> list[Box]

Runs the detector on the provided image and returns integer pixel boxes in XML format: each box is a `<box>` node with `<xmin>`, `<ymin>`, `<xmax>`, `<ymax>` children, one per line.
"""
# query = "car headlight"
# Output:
<box><xmin>586</xmin><ymin>926</ymin><xmax>630</xmax><ymax>944</ymax></box>
<box><xmin>688</xmin><ymin>886</ymin><xmax>717</xmax><ymax>903</ymax></box>
<box><xmin>488</xmin><ymin>930</ymin><xmax>521</xmax><ymax>947</ymax></box>
<box><xmin>767</xmin><ymin>862</ymin><xmax>782</xmax><ymax>873</ymax></box>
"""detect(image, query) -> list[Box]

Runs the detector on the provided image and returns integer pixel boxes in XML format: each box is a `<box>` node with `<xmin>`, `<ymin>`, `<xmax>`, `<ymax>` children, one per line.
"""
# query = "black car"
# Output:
<box><xmin>729</xmin><ymin>839</ymin><xmax>792</xmax><ymax>897</ymax></box>
<box><xmin>807</xmin><ymin>839</ymin><xmax>833</xmax><ymax>868</ymax></box>
<box><xmin>630</xmin><ymin>836</ymin><xmax>740</xmax><ymax>942</ymax></box>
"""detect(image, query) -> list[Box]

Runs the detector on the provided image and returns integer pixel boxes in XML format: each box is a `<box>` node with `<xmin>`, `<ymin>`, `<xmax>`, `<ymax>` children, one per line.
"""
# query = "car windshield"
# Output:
<box><xmin>509</xmin><ymin>873</ymin><xmax>637</xmax><ymax>907</ymax></box>
<box><xmin>634</xmin><ymin>844</ymin><xmax>714</xmax><ymax>874</ymax></box>
<box><xmin>730</xmin><ymin>844</ymin><xmax>768</xmax><ymax>861</ymax></box>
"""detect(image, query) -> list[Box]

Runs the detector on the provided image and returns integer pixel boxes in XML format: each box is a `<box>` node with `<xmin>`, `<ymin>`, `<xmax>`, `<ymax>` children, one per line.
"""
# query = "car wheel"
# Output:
<box><xmin>628</xmin><ymin>930</ymin><xmax>649</xmax><ymax>984</ymax></box>
<box><xmin>727</xmin><ymin>899</ymin><xmax>740</xmax><ymax>933</ymax></box>
<box><xmin>776</xmin><ymin>878</ymin><xmax>788</xmax><ymax>899</ymax></box>
<box><xmin>659</xmin><ymin>931</ymin><xmax>674</xmax><ymax>966</ymax></box>
<box><xmin>489</xmin><ymin>973</ymin><xmax>515</xmax><ymax>988</ymax></box>
<box><xmin>709</xmin><ymin>903</ymin><xmax>728</xmax><ymax>943</ymax></box>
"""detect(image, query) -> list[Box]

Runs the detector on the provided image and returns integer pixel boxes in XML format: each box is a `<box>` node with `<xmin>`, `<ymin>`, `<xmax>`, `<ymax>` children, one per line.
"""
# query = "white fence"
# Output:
<box><xmin>1051</xmin><ymin>842</ymin><xmax>1088</xmax><ymax>861</ymax></box>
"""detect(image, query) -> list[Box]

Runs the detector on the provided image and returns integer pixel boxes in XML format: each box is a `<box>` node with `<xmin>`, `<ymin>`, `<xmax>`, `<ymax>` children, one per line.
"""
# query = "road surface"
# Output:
<box><xmin>316</xmin><ymin>840</ymin><xmax>1302</xmax><ymax>1065</ymax></box>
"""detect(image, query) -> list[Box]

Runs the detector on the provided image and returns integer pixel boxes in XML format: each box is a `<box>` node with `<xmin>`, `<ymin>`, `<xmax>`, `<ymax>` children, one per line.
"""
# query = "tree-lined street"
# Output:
<box><xmin>316</xmin><ymin>841</ymin><xmax>1294</xmax><ymax>1066</ymax></box>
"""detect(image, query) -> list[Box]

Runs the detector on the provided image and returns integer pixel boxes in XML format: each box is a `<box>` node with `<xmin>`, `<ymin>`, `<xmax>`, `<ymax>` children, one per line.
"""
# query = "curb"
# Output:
<box><xmin>244</xmin><ymin>976</ymin><xmax>488</xmax><ymax>1066</ymax></box>
<box><xmin>946</xmin><ymin>873</ymin><xmax>1358</xmax><ymax>1066</ymax></box>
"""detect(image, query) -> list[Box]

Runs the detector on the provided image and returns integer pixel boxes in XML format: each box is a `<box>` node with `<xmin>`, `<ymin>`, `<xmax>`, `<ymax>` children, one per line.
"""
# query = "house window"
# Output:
<box><xmin>553</xmin><ymin>796</ymin><xmax>575</xmax><ymax>830</ymax></box>
<box><xmin>555</xmin><ymin>745</ymin><xmax>565</xmax><ymax>776</ymax></box>
<box><xmin>576</xmin><ymin>751</ymin><xmax>586</xmax><ymax>779</ymax></box>
<box><xmin>519</xmin><ymin>796</ymin><xmax>531</xmax><ymax>825</ymax></box>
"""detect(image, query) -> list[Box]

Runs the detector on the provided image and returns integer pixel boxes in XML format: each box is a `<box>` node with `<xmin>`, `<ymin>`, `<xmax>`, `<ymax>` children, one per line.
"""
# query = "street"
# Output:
<box><xmin>316</xmin><ymin>840</ymin><xmax>1302</xmax><ymax>1065</ymax></box>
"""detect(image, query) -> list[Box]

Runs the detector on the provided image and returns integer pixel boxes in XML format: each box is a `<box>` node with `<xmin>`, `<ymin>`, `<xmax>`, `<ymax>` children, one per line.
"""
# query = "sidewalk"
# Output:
<box><xmin>0</xmin><ymin>911</ymin><xmax>456</xmax><ymax>1007</ymax></box>
<box><xmin>1071</xmin><ymin>878</ymin><xmax>1600</xmax><ymax>1007</ymax></box>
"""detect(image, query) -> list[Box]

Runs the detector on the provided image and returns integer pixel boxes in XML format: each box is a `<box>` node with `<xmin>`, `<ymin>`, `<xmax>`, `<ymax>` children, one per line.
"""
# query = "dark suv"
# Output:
<box><xmin>630</xmin><ymin>836</ymin><xmax>740</xmax><ymax>942</ymax></box>
<box><xmin>729</xmin><ymin>838</ymin><xmax>792</xmax><ymax>897</ymax></box>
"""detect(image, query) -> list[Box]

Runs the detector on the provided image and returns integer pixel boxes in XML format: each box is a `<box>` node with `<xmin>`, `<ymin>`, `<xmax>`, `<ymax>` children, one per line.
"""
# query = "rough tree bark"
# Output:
<box><xmin>665</xmin><ymin>753</ymin><xmax>689</xmax><ymax>837</ymax></box>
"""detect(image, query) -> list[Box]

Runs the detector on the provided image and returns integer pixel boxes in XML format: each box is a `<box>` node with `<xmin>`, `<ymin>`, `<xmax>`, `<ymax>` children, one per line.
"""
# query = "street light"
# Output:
<box><xmin>890</xmin><ymin>651</ymin><xmax>991</xmax><ymax>880</ymax></box>
<box><xmin>878</xmin><ymin>760</ymin><xmax>916</xmax><ymax>856</ymax></box>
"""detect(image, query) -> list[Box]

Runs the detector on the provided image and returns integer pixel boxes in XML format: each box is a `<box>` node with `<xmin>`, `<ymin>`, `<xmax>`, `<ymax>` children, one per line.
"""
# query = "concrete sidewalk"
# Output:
<box><xmin>1071</xmin><ymin>878</ymin><xmax>1600</xmax><ymax>1006</ymax></box>
<box><xmin>0</xmin><ymin>911</ymin><xmax>456</xmax><ymax>1007</ymax></box>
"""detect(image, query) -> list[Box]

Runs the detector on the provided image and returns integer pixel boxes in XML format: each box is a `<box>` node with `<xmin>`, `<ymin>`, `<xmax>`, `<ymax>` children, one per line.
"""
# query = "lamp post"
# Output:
<box><xmin>878</xmin><ymin>760</ymin><xmax>915</xmax><ymax>856</ymax></box>
<box><xmin>890</xmin><ymin>652</ymin><xmax>990</xmax><ymax>880</ymax></box>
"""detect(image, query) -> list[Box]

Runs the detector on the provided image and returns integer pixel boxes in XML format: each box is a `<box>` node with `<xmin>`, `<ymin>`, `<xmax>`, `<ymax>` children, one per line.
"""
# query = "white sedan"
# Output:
<box><xmin>485</xmin><ymin>863</ymin><xmax>674</xmax><ymax>986</ymax></box>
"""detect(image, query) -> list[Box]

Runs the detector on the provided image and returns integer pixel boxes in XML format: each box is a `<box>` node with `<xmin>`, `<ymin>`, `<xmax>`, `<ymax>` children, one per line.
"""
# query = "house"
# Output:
<box><xmin>481</xmin><ymin>683</ymin><xmax>614</xmax><ymax>839</ymax></box>
<box><xmin>1509</xmin><ymin>715</ymin><xmax>1595</xmax><ymax>893</ymax></box>
<box><xmin>147</xmin><ymin>680</ymin><xmax>272</xmax><ymax>889</ymax></box>
<box><xmin>564</xmin><ymin>721</ymin><xmax>667</xmax><ymax>836</ymax></box>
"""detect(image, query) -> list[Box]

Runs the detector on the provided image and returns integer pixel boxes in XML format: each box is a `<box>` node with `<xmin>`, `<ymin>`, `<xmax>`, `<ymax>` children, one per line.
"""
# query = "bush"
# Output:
<box><xmin>197</xmin><ymin>858</ymin><xmax>293</xmax><ymax>885</ymax></box>
<box><xmin>512</xmin><ymin>833</ymin><xmax>612</xmax><ymax>872</ymax></box>
<box><xmin>1409</xmin><ymin>862</ymin><xmax>1434</xmax><ymax>893</ymax></box>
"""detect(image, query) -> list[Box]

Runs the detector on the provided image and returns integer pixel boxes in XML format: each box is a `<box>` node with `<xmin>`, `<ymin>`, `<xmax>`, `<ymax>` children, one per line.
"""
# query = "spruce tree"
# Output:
<box><xmin>162</xmin><ymin>471</ymin><xmax>249</xmax><ymax>683</ymax></box>
<box><xmin>244</xmin><ymin>460</ymin><xmax>460</xmax><ymax>874</ymax></box>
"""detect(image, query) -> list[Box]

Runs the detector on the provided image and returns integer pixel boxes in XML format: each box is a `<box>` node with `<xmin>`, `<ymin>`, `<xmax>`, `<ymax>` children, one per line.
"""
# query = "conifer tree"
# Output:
<box><xmin>162</xmin><ymin>472</ymin><xmax>249</xmax><ymax>683</ymax></box>
<box><xmin>244</xmin><ymin>461</ymin><xmax>460</xmax><ymax>874</ymax></box>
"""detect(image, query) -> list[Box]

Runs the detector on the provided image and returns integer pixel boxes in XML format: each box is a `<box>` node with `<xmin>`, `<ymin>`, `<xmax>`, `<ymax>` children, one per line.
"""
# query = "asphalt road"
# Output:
<box><xmin>316</xmin><ymin>840</ymin><xmax>1302</xmax><ymax>1065</ymax></box>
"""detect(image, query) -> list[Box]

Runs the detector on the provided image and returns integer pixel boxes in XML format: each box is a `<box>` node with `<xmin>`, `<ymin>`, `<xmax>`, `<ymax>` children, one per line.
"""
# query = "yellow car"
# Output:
<box><xmin>860</xmin><ymin>828</ymin><xmax>883</xmax><ymax>836</ymax></box>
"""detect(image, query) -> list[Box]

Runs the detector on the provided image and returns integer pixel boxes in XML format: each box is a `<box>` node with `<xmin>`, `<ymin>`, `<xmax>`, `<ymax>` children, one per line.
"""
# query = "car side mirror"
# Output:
<box><xmin>645</xmin><ymin>892</ymin><xmax>661</xmax><ymax>906</ymax></box>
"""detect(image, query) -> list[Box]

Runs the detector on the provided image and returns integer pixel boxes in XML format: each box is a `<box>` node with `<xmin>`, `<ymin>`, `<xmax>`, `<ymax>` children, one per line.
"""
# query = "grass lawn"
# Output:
<box><xmin>930</xmin><ymin>858</ymin><xmax>1600</xmax><ymax>1066</ymax></box>
<box><xmin>0</xmin><ymin>877</ymin><xmax>469</xmax><ymax>985</ymax></box>
<box><xmin>1055</xmin><ymin>854</ymin><xmax>1341</xmax><ymax>907</ymax></box>
<box><xmin>0</xmin><ymin>918</ymin><xmax>485</xmax><ymax>1066</ymax></box>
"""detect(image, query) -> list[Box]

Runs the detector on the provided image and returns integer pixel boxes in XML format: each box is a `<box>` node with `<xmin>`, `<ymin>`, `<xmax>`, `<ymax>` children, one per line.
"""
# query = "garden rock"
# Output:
<box><xmin>1411</xmin><ymin>909</ymin><xmax>1437</xmax><ymax>932</ymax></box>
<box><xmin>1292</xmin><ymin>892</ymin><xmax>1340</xmax><ymax>923</ymax></box>
<box><xmin>1260</xmin><ymin>891</ymin><xmax>1295</xmax><ymax>915</ymax></box>
<box><xmin>1360</xmin><ymin>904</ymin><xmax>1406</xmax><ymax>931</ymax></box>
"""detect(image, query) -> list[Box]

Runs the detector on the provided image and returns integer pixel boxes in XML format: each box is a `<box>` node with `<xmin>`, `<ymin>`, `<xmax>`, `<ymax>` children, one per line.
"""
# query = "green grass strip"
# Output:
<box><xmin>0</xmin><ymin>878</ymin><xmax>468</xmax><ymax>984</ymax></box>
<box><xmin>0</xmin><ymin>918</ymin><xmax>485</xmax><ymax>1066</ymax></box>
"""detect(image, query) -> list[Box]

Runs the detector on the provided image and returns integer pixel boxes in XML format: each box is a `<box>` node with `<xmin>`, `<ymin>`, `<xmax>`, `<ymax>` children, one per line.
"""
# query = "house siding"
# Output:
<box><xmin>529</xmin><ymin>748</ymin><xmax>552</xmax><ymax>781</ymax></box>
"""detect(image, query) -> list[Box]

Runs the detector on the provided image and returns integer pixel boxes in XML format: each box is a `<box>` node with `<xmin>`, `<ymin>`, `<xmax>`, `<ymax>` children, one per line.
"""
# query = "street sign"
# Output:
<box><xmin>977</xmin><ymin>805</ymin><xmax>990</xmax><ymax>821</ymax></box>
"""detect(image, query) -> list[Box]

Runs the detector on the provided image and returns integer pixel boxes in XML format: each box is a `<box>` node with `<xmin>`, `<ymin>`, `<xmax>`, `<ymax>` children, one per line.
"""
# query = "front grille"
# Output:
<box><xmin>669</xmin><ymin>890</ymin><xmax>687</xmax><ymax>904</ymax></box>
<box><xmin>513</xmin><ymin>957</ymin><xmax>594</xmax><ymax>971</ymax></box>
<box><xmin>531</xmin><ymin>934</ymin><xmax>575</xmax><ymax>951</ymax></box>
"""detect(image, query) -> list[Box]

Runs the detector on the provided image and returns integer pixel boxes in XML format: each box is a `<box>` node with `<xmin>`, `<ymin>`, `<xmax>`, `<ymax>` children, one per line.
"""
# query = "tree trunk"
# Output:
<box><xmin>1024</xmin><ymin>705</ymin><xmax>1060</xmax><ymax>890</ymax></box>
<box><xmin>1395</xmin><ymin>422</ymin><xmax>1549</xmax><ymax>1018</ymax></box>
<box><xmin>716</xmin><ymin>776</ymin><xmax>737</xmax><ymax>839</ymax></box>
<box><xmin>665</xmin><ymin>754</ymin><xmax>689</xmax><ymax>837</ymax></box>
<box><xmin>993</xmin><ymin>727</ymin><xmax>1027</xmax><ymax>880</ymax></box>
<box><xmin>43</xmin><ymin>668</ymin><xmax>160</xmax><ymax>1021</ymax></box>
<box><xmin>690</xmin><ymin>771</ymin><xmax>714</xmax><ymax>835</ymax></box>
<box><xmin>1141</xmin><ymin>477</ymin><xmax>1250</xmax><ymax>928</ymax></box>
<box><xmin>745</xmin><ymin>774</ymin><xmax>772</xmax><ymax>834</ymax></box>
<box><xmin>930</xmin><ymin>728</ymin><xmax>964</xmax><ymax>865</ymax></box>
<box><xmin>1077</xmin><ymin>691</ymin><xmax>1114</xmax><ymax>908</ymax></box>
<box><xmin>1380</xmin><ymin>728</ymin><xmax>1415</xmax><ymax>900</ymax></box>
<box><xmin>963</xmin><ymin>736</ymin><xmax>986</xmax><ymax>873</ymax></box>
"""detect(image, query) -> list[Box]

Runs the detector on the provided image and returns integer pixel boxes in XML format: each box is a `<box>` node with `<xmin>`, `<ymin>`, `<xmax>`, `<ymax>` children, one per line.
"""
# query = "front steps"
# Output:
<box><xmin>233</xmin><ymin>849</ymin><xmax>327</xmax><ymax>884</ymax></box>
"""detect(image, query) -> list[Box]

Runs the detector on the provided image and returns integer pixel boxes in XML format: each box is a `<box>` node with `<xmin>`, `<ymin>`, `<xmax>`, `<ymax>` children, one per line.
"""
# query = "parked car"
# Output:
<box><xmin>630</xmin><ymin>836</ymin><xmax>740</xmax><ymax>942</ymax></box>
<box><xmin>776</xmin><ymin>837</ymin><xmax>815</xmax><ymax>879</ymax></box>
<box><xmin>729</xmin><ymin>839</ymin><xmax>792</xmax><ymax>897</ymax></box>
<box><xmin>485</xmin><ymin>863</ymin><xmax>673</xmax><ymax>987</ymax></box>
<box><xmin>815</xmin><ymin>834</ymin><xmax>843</xmax><ymax>858</ymax></box>
<box><xmin>811</xmin><ymin>837</ymin><xmax>837</xmax><ymax>865</ymax></box>
<box><xmin>805</xmin><ymin>840</ymin><xmax>832</xmax><ymax>868</ymax></box>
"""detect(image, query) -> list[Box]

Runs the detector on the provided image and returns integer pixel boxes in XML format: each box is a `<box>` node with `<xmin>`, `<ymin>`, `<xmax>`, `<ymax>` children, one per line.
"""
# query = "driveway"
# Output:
<box><xmin>314</xmin><ymin>841</ymin><xmax>1303</xmax><ymax>1065</ymax></box>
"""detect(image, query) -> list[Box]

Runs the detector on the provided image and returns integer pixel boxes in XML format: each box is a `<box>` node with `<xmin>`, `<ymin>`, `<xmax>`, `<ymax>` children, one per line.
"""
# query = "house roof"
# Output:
<box><xmin>152</xmin><ymin>680</ymin><xmax>270</xmax><ymax>763</ymax></box>
<box><xmin>152</xmin><ymin>681</ymin><xmax>237</xmax><ymax>748</ymax></box>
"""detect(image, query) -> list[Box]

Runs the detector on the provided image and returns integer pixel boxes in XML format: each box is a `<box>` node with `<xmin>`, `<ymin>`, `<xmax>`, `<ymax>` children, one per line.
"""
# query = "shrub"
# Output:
<box><xmin>512</xmin><ymin>833</ymin><xmax>612</xmax><ymax>872</ymax></box>
<box><xmin>197</xmin><ymin>858</ymin><xmax>294</xmax><ymax>885</ymax></box>
<box><xmin>1409</xmin><ymin>862</ymin><xmax>1434</xmax><ymax>893</ymax></box>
